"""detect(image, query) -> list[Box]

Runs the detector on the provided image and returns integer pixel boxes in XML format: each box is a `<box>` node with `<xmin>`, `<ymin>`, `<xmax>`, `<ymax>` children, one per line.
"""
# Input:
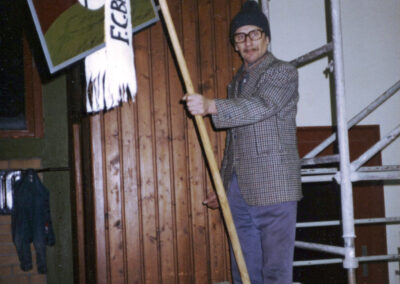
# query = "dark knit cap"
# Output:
<box><xmin>230</xmin><ymin>1</ymin><xmax>270</xmax><ymax>43</ymax></box>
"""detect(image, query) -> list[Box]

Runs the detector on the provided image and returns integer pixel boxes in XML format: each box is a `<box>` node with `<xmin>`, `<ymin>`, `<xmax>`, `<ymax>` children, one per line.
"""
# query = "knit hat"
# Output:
<box><xmin>230</xmin><ymin>1</ymin><xmax>270</xmax><ymax>43</ymax></box>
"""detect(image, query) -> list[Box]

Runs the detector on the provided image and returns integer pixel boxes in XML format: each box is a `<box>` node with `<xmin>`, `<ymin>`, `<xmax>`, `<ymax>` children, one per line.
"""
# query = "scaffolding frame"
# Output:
<box><xmin>259</xmin><ymin>0</ymin><xmax>400</xmax><ymax>283</ymax></box>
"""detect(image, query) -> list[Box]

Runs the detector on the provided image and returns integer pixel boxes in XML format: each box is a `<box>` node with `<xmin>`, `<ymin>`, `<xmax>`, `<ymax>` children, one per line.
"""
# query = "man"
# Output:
<box><xmin>182</xmin><ymin>1</ymin><xmax>302</xmax><ymax>283</ymax></box>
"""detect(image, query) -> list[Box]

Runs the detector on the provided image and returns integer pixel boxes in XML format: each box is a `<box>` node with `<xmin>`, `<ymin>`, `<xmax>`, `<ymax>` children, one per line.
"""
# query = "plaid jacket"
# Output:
<box><xmin>211</xmin><ymin>52</ymin><xmax>302</xmax><ymax>206</ymax></box>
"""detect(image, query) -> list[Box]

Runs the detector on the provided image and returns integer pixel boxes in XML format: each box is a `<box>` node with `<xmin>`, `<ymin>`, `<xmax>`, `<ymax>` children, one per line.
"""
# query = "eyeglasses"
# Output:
<box><xmin>233</xmin><ymin>29</ymin><xmax>264</xmax><ymax>43</ymax></box>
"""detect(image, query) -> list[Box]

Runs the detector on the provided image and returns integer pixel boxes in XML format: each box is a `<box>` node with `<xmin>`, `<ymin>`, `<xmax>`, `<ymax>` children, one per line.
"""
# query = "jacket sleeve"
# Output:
<box><xmin>211</xmin><ymin>63</ymin><xmax>298</xmax><ymax>129</ymax></box>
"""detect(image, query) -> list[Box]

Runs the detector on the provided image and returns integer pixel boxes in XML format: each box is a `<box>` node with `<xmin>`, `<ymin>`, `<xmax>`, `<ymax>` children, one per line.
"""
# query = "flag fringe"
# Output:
<box><xmin>85</xmin><ymin>0</ymin><xmax>137</xmax><ymax>113</ymax></box>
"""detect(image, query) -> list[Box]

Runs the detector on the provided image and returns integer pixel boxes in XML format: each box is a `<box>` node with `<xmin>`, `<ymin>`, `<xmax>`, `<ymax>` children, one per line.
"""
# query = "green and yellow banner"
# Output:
<box><xmin>27</xmin><ymin>0</ymin><xmax>158</xmax><ymax>73</ymax></box>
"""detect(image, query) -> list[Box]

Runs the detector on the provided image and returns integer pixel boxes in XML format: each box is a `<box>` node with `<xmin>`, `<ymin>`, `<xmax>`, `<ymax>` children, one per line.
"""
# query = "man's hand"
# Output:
<box><xmin>202</xmin><ymin>191</ymin><xmax>220</xmax><ymax>209</ymax></box>
<box><xmin>182</xmin><ymin>93</ymin><xmax>217</xmax><ymax>116</ymax></box>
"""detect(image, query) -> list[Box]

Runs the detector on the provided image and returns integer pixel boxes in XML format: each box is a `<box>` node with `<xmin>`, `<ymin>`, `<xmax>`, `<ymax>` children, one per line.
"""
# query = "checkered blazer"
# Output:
<box><xmin>211</xmin><ymin>52</ymin><xmax>302</xmax><ymax>206</ymax></box>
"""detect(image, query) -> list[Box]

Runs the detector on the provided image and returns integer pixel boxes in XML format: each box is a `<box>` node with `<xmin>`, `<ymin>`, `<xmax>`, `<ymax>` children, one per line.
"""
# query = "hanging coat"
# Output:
<box><xmin>11</xmin><ymin>169</ymin><xmax>55</xmax><ymax>274</ymax></box>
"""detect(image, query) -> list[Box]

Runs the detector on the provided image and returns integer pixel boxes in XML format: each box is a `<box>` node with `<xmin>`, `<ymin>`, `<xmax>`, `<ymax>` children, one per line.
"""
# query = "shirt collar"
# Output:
<box><xmin>238</xmin><ymin>52</ymin><xmax>276</xmax><ymax>76</ymax></box>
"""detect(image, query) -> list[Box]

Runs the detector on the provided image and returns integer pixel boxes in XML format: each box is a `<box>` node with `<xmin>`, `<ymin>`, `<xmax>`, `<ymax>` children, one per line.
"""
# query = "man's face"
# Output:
<box><xmin>234</xmin><ymin>25</ymin><xmax>269</xmax><ymax>66</ymax></box>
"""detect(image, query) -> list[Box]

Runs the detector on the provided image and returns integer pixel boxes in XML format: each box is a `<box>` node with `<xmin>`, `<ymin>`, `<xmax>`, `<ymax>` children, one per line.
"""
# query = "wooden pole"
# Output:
<box><xmin>158</xmin><ymin>0</ymin><xmax>250</xmax><ymax>283</ymax></box>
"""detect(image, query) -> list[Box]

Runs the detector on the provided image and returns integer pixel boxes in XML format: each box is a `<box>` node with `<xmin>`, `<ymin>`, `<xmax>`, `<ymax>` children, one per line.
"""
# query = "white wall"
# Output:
<box><xmin>269</xmin><ymin>0</ymin><xmax>400</xmax><ymax>282</ymax></box>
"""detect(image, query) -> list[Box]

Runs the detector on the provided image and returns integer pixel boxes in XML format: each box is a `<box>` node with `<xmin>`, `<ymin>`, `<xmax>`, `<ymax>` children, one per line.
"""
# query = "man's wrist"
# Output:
<box><xmin>207</xmin><ymin>99</ymin><xmax>217</xmax><ymax>114</ymax></box>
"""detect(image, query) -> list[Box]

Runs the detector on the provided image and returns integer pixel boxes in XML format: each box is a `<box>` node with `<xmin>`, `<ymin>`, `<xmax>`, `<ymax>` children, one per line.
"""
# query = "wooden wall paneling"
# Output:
<box><xmin>297</xmin><ymin>127</ymin><xmax>336</xmax><ymax>157</ymax></box>
<box><xmin>213</xmin><ymin>0</ymin><xmax>231</xmax><ymax>162</ymax></box>
<box><xmin>210</xmin><ymin>0</ymin><xmax>233</xmax><ymax>281</ymax></box>
<box><xmin>86</xmin><ymin>0</ymin><xmax>246</xmax><ymax>282</ymax></box>
<box><xmin>179</xmin><ymin>0</ymin><xmax>200</xmax><ymax>281</ymax></box>
<box><xmin>215</xmin><ymin>1</ymin><xmax>232</xmax><ymax>280</ymax></box>
<box><xmin>181</xmin><ymin>0</ymin><xmax>209</xmax><ymax>282</ymax></box>
<box><xmin>103</xmin><ymin>109</ymin><xmax>125</xmax><ymax>282</ymax></box>
<box><xmin>120</xmin><ymin>102</ymin><xmax>142</xmax><ymax>283</ymax></box>
<box><xmin>198</xmin><ymin>0</ymin><xmax>224</xmax><ymax>282</ymax></box>
<box><xmin>72</xmin><ymin>124</ymin><xmax>86</xmax><ymax>284</ymax></box>
<box><xmin>90</xmin><ymin>114</ymin><xmax>108</xmax><ymax>283</ymax></box>
<box><xmin>135</xmin><ymin>28</ymin><xmax>160</xmax><ymax>283</ymax></box>
<box><xmin>186</xmin><ymin>80</ymin><xmax>209</xmax><ymax>282</ymax></box>
<box><xmin>81</xmin><ymin>117</ymin><xmax>97</xmax><ymax>283</ymax></box>
<box><xmin>169</xmin><ymin>0</ymin><xmax>194</xmax><ymax>281</ymax></box>
<box><xmin>150</xmin><ymin>20</ymin><xmax>177</xmax><ymax>282</ymax></box>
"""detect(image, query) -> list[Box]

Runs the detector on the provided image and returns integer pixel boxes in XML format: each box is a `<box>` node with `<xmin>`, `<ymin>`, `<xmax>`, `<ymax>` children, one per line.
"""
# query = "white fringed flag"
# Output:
<box><xmin>85</xmin><ymin>0</ymin><xmax>137</xmax><ymax>112</ymax></box>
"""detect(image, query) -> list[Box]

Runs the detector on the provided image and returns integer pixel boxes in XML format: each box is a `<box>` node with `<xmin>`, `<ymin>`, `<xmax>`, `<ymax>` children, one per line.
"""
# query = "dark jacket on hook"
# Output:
<box><xmin>11</xmin><ymin>169</ymin><xmax>55</xmax><ymax>274</ymax></box>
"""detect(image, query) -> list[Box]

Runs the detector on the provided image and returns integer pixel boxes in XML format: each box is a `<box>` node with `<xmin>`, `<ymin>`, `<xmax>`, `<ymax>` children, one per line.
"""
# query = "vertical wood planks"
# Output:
<box><xmin>180</xmin><ymin>0</ymin><xmax>208</xmax><ymax>282</ymax></box>
<box><xmin>150</xmin><ymin>18</ymin><xmax>177</xmax><ymax>282</ymax></box>
<box><xmin>72</xmin><ymin>124</ymin><xmax>86</xmax><ymax>284</ymax></box>
<box><xmin>135</xmin><ymin>27</ymin><xmax>161</xmax><ymax>283</ymax></box>
<box><xmin>170</xmin><ymin>0</ymin><xmax>194</xmax><ymax>282</ymax></box>
<box><xmin>90</xmin><ymin>114</ymin><xmax>108</xmax><ymax>284</ymax></box>
<box><xmin>103</xmin><ymin>109</ymin><xmax>125</xmax><ymax>282</ymax></box>
<box><xmin>86</xmin><ymin>0</ymin><xmax>240</xmax><ymax>282</ymax></box>
<box><xmin>197</xmin><ymin>0</ymin><xmax>220</xmax><ymax>282</ymax></box>
<box><xmin>120</xmin><ymin>102</ymin><xmax>142</xmax><ymax>284</ymax></box>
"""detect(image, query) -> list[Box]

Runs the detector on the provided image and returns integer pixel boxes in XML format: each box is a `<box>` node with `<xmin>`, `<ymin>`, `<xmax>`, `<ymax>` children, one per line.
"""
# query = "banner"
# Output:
<box><xmin>27</xmin><ymin>0</ymin><xmax>158</xmax><ymax>74</ymax></box>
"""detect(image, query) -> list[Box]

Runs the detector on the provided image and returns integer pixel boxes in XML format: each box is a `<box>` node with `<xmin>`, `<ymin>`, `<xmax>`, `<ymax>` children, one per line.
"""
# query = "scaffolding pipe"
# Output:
<box><xmin>294</xmin><ymin>258</ymin><xmax>343</xmax><ymax>267</ymax></box>
<box><xmin>302</xmin><ymin>167</ymin><xmax>338</xmax><ymax>175</ymax></box>
<box><xmin>301</xmin><ymin>174</ymin><xmax>336</xmax><ymax>183</ymax></box>
<box><xmin>301</xmin><ymin>154</ymin><xmax>339</xmax><ymax>166</ymax></box>
<box><xmin>260</xmin><ymin>0</ymin><xmax>271</xmax><ymax>52</ymax></box>
<box><xmin>303</xmin><ymin>79</ymin><xmax>400</xmax><ymax>159</ymax></box>
<box><xmin>301</xmin><ymin>165</ymin><xmax>400</xmax><ymax>182</ymax></box>
<box><xmin>351</xmin><ymin>171</ymin><xmax>400</xmax><ymax>182</ymax></box>
<box><xmin>359</xmin><ymin>165</ymin><xmax>400</xmax><ymax>172</ymax></box>
<box><xmin>303</xmin><ymin>170</ymin><xmax>400</xmax><ymax>183</ymax></box>
<box><xmin>295</xmin><ymin>241</ymin><xmax>346</xmax><ymax>255</ymax></box>
<box><xmin>260</xmin><ymin>0</ymin><xmax>270</xmax><ymax>20</ymax></box>
<box><xmin>290</xmin><ymin>42</ymin><xmax>333</xmax><ymax>68</ymax></box>
<box><xmin>302</xmin><ymin>169</ymin><xmax>400</xmax><ymax>183</ymax></box>
<box><xmin>354</xmin><ymin>165</ymin><xmax>400</xmax><ymax>181</ymax></box>
<box><xmin>330</xmin><ymin>1</ymin><xmax>358</xmax><ymax>283</ymax></box>
<box><xmin>294</xmin><ymin>254</ymin><xmax>400</xmax><ymax>267</ymax></box>
<box><xmin>351</xmin><ymin>124</ymin><xmax>400</xmax><ymax>171</ymax></box>
<box><xmin>0</xmin><ymin>172</ymin><xmax>5</xmax><ymax>211</ymax></box>
<box><xmin>296</xmin><ymin>216</ymin><xmax>400</xmax><ymax>228</ymax></box>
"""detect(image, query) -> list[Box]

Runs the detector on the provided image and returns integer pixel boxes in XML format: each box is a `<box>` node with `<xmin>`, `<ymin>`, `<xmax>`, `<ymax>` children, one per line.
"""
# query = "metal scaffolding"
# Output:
<box><xmin>264</xmin><ymin>0</ymin><xmax>400</xmax><ymax>283</ymax></box>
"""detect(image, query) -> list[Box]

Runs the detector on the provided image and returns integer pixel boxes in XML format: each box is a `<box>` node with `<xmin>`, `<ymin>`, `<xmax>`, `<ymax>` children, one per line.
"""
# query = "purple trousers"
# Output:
<box><xmin>227</xmin><ymin>173</ymin><xmax>297</xmax><ymax>284</ymax></box>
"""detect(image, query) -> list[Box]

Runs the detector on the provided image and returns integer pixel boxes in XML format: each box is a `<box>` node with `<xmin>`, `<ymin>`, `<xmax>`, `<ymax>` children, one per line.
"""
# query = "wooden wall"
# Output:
<box><xmin>87</xmin><ymin>0</ymin><xmax>245</xmax><ymax>282</ymax></box>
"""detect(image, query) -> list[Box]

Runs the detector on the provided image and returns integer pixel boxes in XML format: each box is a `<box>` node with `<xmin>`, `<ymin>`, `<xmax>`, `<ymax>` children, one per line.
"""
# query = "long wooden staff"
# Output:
<box><xmin>158</xmin><ymin>0</ymin><xmax>250</xmax><ymax>283</ymax></box>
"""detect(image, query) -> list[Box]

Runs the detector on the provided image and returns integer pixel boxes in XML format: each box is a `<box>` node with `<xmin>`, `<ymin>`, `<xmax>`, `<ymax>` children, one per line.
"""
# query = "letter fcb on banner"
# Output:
<box><xmin>83</xmin><ymin>0</ymin><xmax>137</xmax><ymax>113</ymax></box>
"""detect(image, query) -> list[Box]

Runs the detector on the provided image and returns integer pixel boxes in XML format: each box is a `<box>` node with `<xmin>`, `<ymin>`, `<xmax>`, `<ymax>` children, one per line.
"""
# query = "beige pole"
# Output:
<box><xmin>158</xmin><ymin>0</ymin><xmax>250</xmax><ymax>283</ymax></box>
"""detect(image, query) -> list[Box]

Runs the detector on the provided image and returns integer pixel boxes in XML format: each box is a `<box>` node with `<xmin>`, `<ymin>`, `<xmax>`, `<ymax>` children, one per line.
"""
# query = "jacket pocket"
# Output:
<box><xmin>254</xmin><ymin>117</ymin><xmax>282</xmax><ymax>155</ymax></box>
